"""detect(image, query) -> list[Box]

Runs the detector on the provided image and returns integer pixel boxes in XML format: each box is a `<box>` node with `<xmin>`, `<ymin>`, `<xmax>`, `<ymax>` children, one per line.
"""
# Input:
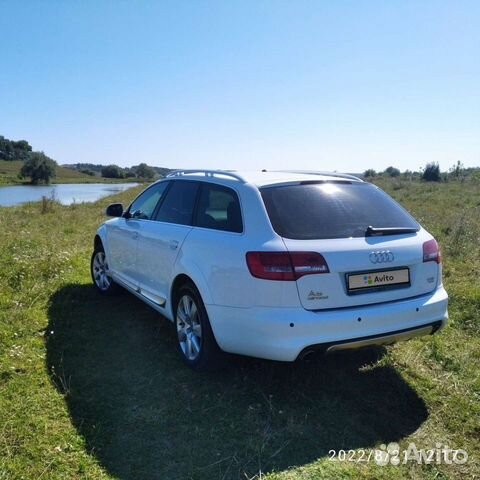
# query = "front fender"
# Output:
<box><xmin>94</xmin><ymin>224</ymin><xmax>108</xmax><ymax>251</ymax></box>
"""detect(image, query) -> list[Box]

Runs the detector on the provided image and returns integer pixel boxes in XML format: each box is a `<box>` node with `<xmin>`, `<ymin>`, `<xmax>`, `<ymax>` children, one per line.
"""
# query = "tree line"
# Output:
<box><xmin>3</xmin><ymin>134</ymin><xmax>477</xmax><ymax>185</ymax></box>
<box><xmin>63</xmin><ymin>162</ymin><xmax>170</xmax><ymax>180</ymax></box>
<box><xmin>363</xmin><ymin>161</ymin><xmax>479</xmax><ymax>182</ymax></box>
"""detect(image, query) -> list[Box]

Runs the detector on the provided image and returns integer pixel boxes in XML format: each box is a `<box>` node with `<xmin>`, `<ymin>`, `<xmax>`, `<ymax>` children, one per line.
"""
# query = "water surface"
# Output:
<box><xmin>0</xmin><ymin>183</ymin><xmax>139</xmax><ymax>207</ymax></box>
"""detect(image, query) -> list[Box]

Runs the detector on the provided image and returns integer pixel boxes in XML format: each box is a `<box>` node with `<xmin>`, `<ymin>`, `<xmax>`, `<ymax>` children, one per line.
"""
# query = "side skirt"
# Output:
<box><xmin>111</xmin><ymin>274</ymin><xmax>174</xmax><ymax>322</ymax></box>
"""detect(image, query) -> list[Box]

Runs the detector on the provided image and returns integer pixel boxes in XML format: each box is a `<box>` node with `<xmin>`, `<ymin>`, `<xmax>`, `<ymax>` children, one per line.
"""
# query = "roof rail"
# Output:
<box><xmin>276</xmin><ymin>170</ymin><xmax>363</xmax><ymax>182</ymax></box>
<box><xmin>166</xmin><ymin>169</ymin><xmax>246</xmax><ymax>183</ymax></box>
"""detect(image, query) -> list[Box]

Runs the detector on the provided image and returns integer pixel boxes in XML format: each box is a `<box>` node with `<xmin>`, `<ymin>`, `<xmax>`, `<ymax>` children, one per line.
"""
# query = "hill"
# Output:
<box><xmin>1</xmin><ymin>135</ymin><xmax>150</xmax><ymax>185</ymax></box>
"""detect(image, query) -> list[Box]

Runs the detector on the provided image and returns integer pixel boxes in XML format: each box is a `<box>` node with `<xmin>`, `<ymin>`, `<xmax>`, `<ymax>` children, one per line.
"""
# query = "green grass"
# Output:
<box><xmin>0</xmin><ymin>160</ymin><xmax>138</xmax><ymax>185</ymax></box>
<box><xmin>0</xmin><ymin>178</ymin><xmax>479</xmax><ymax>479</ymax></box>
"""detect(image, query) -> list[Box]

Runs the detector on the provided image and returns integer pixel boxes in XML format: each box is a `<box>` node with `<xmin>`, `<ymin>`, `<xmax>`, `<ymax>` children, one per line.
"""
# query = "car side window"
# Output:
<box><xmin>195</xmin><ymin>183</ymin><xmax>243</xmax><ymax>233</ymax></box>
<box><xmin>154</xmin><ymin>180</ymin><xmax>199</xmax><ymax>225</ymax></box>
<box><xmin>129</xmin><ymin>182</ymin><xmax>169</xmax><ymax>220</ymax></box>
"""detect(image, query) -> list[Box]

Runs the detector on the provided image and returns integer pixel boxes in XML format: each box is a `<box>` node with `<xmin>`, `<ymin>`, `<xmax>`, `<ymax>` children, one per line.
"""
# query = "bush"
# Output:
<box><xmin>101</xmin><ymin>164</ymin><xmax>125</xmax><ymax>178</ymax></box>
<box><xmin>363</xmin><ymin>169</ymin><xmax>376</xmax><ymax>178</ymax></box>
<box><xmin>135</xmin><ymin>163</ymin><xmax>155</xmax><ymax>179</ymax></box>
<box><xmin>20</xmin><ymin>152</ymin><xmax>57</xmax><ymax>184</ymax></box>
<box><xmin>422</xmin><ymin>162</ymin><xmax>441</xmax><ymax>182</ymax></box>
<box><xmin>384</xmin><ymin>166</ymin><xmax>400</xmax><ymax>177</ymax></box>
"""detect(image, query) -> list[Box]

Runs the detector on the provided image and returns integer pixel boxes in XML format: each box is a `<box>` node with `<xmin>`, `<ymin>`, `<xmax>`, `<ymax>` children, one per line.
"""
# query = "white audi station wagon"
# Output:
<box><xmin>91</xmin><ymin>170</ymin><xmax>448</xmax><ymax>370</ymax></box>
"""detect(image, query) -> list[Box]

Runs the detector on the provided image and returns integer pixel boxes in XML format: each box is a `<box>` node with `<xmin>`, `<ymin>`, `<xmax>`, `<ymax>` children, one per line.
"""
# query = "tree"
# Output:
<box><xmin>20</xmin><ymin>152</ymin><xmax>57</xmax><ymax>184</ymax></box>
<box><xmin>135</xmin><ymin>163</ymin><xmax>155</xmax><ymax>179</ymax></box>
<box><xmin>363</xmin><ymin>169</ymin><xmax>376</xmax><ymax>178</ymax></box>
<box><xmin>101</xmin><ymin>164</ymin><xmax>125</xmax><ymax>178</ymax></box>
<box><xmin>12</xmin><ymin>140</ymin><xmax>33</xmax><ymax>160</ymax></box>
<box><xmin>0</xmin><ymin>135</ymin><xmax>33</xmax><ymax>161</ymax></box>
<box><xmin>384</xmin><ymin>166</ymin><xmax>400</xmax><ymax>177</ymax></box>
<box><xmin>422</xmin><ymin>162</ymin><xmax>441</xmax><ymax>182</ymax></box>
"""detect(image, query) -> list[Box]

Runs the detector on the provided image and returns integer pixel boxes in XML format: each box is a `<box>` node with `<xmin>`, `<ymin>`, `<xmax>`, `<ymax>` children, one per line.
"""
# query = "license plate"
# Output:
<box><xmin>347</xmin><ymin>268</ymin><xmax>410</xmax><ymax>293</ymax></box>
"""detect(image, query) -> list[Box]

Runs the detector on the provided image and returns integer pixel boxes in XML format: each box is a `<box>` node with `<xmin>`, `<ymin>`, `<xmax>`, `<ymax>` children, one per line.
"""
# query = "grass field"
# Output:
<box><xmin>0</xmin><ymin>178</ymin><xmax>479</xmax><ymax>479</ymax></box>
<box><xmin>0</xmin><ymin>160</ymin><xmax>135</xmax><ymax>185</ymax></box>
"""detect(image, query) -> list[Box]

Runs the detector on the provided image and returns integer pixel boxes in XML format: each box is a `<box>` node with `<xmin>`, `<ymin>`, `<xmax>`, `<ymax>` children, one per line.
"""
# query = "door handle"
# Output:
<box><xmin>132</xmin><ymin>232</ymin><xmax>138</xmax><ymax>240</ymax></box>
<box><xmin>169</xmin><ymin>240</ymin><xmax>179</xmax><ymax>250</ymax></box>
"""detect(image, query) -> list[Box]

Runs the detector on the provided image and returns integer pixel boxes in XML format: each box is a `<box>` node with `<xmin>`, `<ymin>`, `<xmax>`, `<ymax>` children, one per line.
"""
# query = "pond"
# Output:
<box><xmin>0</xmin><ymin>183</ymin><xmax>140</xmax><ymax>207</ymax></box>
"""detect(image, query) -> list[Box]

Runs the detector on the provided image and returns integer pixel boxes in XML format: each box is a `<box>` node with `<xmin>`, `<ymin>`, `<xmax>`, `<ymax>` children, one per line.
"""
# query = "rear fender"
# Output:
<box><xmin>167</xmin><ymin>261</ymin><xmax>214</xmax><ymax>321</ymax></box>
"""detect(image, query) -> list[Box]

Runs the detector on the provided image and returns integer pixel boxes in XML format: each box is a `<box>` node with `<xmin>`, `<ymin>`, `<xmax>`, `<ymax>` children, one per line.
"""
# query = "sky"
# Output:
<box><xmin>0</xmin><ymin>1</ymin><xmax>479</xmax><ymax>173</ymax></box>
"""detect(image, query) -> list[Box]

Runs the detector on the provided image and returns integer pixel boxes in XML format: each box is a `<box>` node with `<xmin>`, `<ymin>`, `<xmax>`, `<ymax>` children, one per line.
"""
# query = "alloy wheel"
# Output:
<box><xmin>176</xmin><ymin>295</ymin><xmax>203</xmax><ymax>361</ymax></box>
<box><xmin>92</xmin><ymin>251</ymin><xmax>112</xmax><ymax>291</ymax></box>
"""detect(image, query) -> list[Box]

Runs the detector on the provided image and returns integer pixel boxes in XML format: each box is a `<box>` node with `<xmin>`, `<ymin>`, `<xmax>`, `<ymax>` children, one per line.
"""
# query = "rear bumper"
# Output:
<box><xmin>298</xmin><ymin>320</ymin><xmax>443</xmax><ymax>358</ymax></box>
<box><xmin>207</xmin><ymin>286</ymin><xmax>448</xmax><ymax>361</ymax></box>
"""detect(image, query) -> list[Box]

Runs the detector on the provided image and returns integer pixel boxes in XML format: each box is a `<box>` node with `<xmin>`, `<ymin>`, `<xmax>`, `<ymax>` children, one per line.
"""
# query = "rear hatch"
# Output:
<box><xmin>261</xmin><ymin>180</ymin><xmax>440</xmax><ymax>310</ymax></box>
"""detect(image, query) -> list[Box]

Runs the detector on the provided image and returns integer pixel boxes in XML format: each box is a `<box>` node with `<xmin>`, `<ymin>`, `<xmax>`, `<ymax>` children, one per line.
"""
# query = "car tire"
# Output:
<box><xmin>91</xmin><ymin>244</ymin><xmax>121</xmax><ymax>295</ymax></box>
<box><xmin>174</xmin><ymin>282</ymin><xmax>224</xmax><ymax>371</ymax></box>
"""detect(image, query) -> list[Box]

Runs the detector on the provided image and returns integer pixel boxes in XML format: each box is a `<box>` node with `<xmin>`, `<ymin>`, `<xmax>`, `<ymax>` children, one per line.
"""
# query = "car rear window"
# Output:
<box><xmin>260</xmin><ymin>182</ymin><xmax>419</xmax><ymax>240</ymax></box>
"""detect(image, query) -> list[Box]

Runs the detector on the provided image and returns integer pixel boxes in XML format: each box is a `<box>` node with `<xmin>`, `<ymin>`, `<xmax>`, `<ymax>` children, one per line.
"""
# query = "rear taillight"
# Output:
<box><xmin>290</xmin><ymin>252</ymin><xmax>330</xmax><ymax>278</ymax></box>
<box><xmin>423</xmin><ymin>239</ymin><xmax>441</xmax><ymax>264</ymax></box>
<box><xmin>246</xmin><ymin>251</ymin><xmax>329</xmax><ymax>281</ymax></box>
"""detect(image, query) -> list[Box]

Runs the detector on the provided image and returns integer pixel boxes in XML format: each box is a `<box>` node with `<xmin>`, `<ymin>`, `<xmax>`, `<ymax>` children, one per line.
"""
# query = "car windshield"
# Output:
<box><xmin>260</xmin><ymin>181</ymin><xmax>419</xmax><ymax>240</ymax></box>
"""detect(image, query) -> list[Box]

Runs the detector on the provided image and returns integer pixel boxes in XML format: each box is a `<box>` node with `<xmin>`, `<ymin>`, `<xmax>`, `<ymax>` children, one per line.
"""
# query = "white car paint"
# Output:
<box><xmin>94</xmin><ymin>170</ymin><xmax>448</xmax><ymax>361</ymax></box>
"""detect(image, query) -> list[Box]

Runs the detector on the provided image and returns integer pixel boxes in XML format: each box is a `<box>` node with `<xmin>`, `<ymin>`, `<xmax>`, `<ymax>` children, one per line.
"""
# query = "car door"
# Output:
<box><xmin>106</xmin><ymin>181</ymin><xmax>170</xmax><ymax>290</ymax></box>
<box><xmin>135</xmin><ymin>180</ymin><xmax>200</xmax><ymax>307</ymax></box>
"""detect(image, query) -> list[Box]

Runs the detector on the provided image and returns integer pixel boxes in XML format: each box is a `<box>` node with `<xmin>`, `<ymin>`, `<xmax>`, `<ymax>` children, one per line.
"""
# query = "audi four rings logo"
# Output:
<box><xmin>369</xmin><ymin>251</ymin><xmax>394</xmax><ymax>263</ymax></box>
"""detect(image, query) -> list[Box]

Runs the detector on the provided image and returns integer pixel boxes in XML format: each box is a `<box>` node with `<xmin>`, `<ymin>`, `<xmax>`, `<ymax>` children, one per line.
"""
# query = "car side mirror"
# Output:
<box><xmin>105</xmin><ymin>203</ymin><xmax>124</xmax><ymax>217</ymax></box>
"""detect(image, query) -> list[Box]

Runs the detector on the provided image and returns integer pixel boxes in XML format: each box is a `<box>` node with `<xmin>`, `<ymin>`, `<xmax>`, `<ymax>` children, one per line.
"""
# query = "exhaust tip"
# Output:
<box><xmin>298</xmin><ymin>349</ymin><xmax>321</xmax><ymax>361</ymax></box>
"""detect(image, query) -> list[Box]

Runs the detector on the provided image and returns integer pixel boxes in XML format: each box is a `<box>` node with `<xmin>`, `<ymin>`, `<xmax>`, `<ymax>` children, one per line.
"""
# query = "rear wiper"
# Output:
<box><xmin>365</xmin><ymin>225</ymin><xmax>418</xmax><ymax>237</ymax></box>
